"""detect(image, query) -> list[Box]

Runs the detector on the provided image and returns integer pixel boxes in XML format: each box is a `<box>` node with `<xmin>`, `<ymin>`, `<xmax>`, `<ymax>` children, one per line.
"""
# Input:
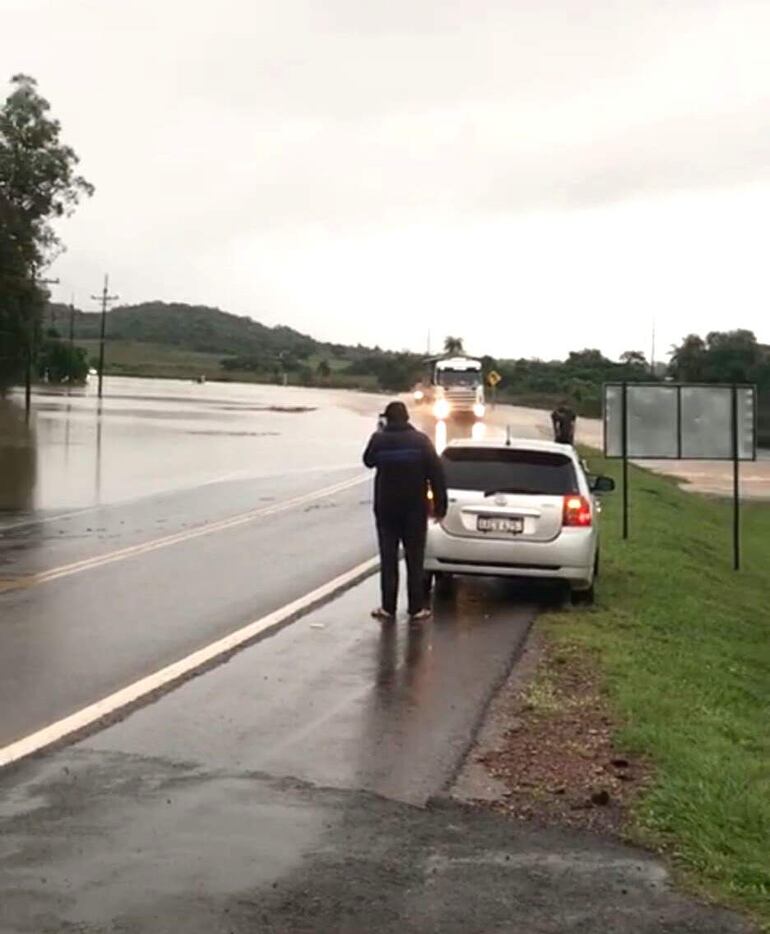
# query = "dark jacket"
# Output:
<box><xmin>551</xmin><ymin>405</ymin><xmax>576</xmax><ymax>444</ymax></box>
<box><xmin>363</xmin><ymin>423</ymin><xmax>448</xmax><ymax>520</ymax></box>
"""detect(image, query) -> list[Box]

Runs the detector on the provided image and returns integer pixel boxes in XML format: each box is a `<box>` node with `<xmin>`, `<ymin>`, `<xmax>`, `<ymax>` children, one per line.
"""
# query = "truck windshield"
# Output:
<box><xmin>437</xmin><ymin>370</ymin><xmax>481</xmax><ymax>388</ymax></box>
<box><xmin>442</xmin><ymin>448</ymin><xmax>579</xmax><ymax>495</ymax></box>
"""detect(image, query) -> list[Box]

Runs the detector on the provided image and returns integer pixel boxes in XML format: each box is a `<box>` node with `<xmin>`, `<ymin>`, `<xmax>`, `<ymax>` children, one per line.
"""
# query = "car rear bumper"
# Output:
<box><xmin>425</xmin><ymin>525</ymin><xmax>595</xmax><ymax>585</ymax></box>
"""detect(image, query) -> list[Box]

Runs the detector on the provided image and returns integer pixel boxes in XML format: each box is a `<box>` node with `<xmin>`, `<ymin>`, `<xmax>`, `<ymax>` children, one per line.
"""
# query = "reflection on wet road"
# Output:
<box><xmin>0</xmin><ymin>377</ymin><xmax>380</xmax><ymax>517</ymax></box>
<box><xmin>0</xmin><ymin>380</ymin><xmax>564</xmax><ymax>934</ymax></box>
<box><xmin>0</xmin><ymin>402</ymin><xmax>35</xmax><ymax>515</ymax></box>
<box><xmin>0</xmin><ymin>379</ymin><xmax>546</xmax><ymax>775</ymax></box>
<box><xmin>0</xmin><ymin>385</ymin><xmax>758</xmax><ymax>934</ymax></box>
<box><xmin>81</xmin><ymin>573</ymin><xmax>542</xmax><ymax>805</ymax></box>
<box><xmin>0</xmin><ymin>379</ymin><xmax>384</xmax><ymax>748</ymax></box>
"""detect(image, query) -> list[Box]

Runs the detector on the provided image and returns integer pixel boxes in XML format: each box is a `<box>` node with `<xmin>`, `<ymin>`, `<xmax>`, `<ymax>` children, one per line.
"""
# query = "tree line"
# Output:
<box><xmin>0</xmin><ymin>74</ymin><xmax>92</xmax><ymax>391</ymax></box>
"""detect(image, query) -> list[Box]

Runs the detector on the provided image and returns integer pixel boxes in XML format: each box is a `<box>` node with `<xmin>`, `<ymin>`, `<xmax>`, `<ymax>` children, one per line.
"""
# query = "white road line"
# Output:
<box><xmin>0</xmin><ymin>473</ymin><xmax>369</xmax><ymax>594</ymax></box>
<box><xmin>0</xmin><ymin>554</ymin><xmax>380</xmax><ymax>770</ymax></box>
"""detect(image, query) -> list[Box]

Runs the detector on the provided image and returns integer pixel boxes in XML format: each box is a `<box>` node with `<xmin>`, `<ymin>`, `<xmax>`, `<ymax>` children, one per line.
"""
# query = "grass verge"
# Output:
<box><xmin>74</xmin><ymin>340</ymin><xmax>381</xmax><ymax>390</ymax></box>
<box><xmin>542</xmin><ymin>451</ymin><xmax>770</xmax><ymax>926</ymax></box>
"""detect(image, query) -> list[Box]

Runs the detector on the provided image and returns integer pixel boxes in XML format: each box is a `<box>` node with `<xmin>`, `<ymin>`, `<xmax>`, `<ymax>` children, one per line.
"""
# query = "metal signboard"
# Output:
<box><xmin>604</xmin><ymin>383</ymin><xmax>756</xmax><ymax>461</ymax></box>
<box><xmin>602</xmin><ymin>382</ymin><xmax>757</xmax><ymax>570</ymax></box>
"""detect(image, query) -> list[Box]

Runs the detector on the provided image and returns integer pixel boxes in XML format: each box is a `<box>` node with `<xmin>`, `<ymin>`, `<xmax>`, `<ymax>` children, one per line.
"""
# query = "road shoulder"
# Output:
<box><xmin>451</xmin><ymin>624</ymin><xmax>650</xmax><ymax>834</ymax></box>
<box><xmin>0</xmin><ymin>747</ymin><xmax>753</xmax><ymax>934</ymax></box>
<box><xmin>449</xmin><ymin>619</ymin><xmax>757</xmax><ymax>932</ymax></box>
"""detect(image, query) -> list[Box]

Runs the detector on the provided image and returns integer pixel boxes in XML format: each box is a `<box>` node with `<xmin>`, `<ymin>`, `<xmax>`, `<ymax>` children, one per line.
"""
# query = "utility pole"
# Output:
<box><xmin>66</xmin><ymin>296</ymin><xmax>77</xmax><ymax>397</ymax></box>
<box><xmin>68</xmin><ymin>296</ymin><xmax>76</xmax><ymax>348</ymax></box>
<box><xmin>650</xmin><ymin>319</ymin><xmax>656</xmax><ymax>377</ymax></box>
<box><xmin>91</xmin><ymin>275</ymin><xmax>118</xmax><ymax>399</ymax></box>
<box><xmin>26</xmin><ymin>276</ymin><xmax>60</xmax><ymax>419</ymax></box>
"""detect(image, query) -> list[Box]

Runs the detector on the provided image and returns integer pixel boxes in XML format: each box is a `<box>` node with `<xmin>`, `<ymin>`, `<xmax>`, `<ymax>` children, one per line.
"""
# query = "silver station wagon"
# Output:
<box><xmin>424</xmin><ymin>438</ymin><xmax>615</xmax><ymax>604</ymax></box>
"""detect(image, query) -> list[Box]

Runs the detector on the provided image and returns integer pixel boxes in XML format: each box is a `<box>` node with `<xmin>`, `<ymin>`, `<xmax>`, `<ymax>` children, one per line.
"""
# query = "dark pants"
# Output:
<box><xmin>376</xmin><ymin>510</ymin><xmax>428</xmax><ymax>616</ymax></box>
<box><xmin>553</xmin><ymin>421</ymin><xmax>575</xmax><ymax>445</ymax></box>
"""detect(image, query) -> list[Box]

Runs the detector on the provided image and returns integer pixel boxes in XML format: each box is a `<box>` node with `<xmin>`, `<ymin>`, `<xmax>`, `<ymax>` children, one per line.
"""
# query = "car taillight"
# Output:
<box><xmin>563</xmin><ymin>494</ymin><xmax>592</xmax><ymax>527</ymax></box>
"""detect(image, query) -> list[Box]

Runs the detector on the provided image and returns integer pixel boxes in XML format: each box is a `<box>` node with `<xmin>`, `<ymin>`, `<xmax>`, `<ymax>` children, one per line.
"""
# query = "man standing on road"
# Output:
<box><xmin>364</xmin><ymin>401</ymin><xmax>448</xmax><ymax>623</ymax></box>
<box><xmin>551</xmin><ymin>400</ymin><xmax>577</xmax><ymax>445</ymax></box>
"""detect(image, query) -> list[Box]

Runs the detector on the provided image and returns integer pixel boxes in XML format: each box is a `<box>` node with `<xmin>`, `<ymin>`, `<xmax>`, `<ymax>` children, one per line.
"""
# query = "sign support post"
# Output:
<box><xmin>621</xmin><ymin>381</ymin><xmax>629</xmax><ymax>540</ymax></box>
<box><xmin>731</xmin><ymin>384</ymin><xmax>741</xmax><ymax>571</ymax></box>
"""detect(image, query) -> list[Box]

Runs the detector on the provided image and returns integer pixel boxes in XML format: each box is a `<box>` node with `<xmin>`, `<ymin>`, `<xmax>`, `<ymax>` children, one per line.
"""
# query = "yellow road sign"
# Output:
<box><xmin>487</xmin><ymin>370</ymin><xmax>502</xmax><ymax>387</ymax></box>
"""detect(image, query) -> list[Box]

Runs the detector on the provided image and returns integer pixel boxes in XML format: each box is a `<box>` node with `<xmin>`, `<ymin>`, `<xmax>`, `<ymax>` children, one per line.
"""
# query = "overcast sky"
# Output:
<box><xmin>3</xmin><ymin>0</ymin><xmax>770</xmax><ymax>360</ymax></box>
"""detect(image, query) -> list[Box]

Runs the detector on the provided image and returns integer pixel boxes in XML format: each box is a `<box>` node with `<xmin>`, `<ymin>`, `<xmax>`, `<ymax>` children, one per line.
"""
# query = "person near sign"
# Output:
<box><xmin>551</xmin><ymin>401</ymin><xmax>577</xmax><ymax>445</ymax></box>
<box><xmin>363</xmin><ymin>401</ymin><xmax>448</xmax><ymax>622</ymax></box>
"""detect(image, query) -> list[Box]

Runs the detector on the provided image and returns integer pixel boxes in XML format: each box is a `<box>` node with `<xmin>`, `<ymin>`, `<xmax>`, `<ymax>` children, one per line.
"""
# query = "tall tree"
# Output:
<box><xmin>443</xmin><ymin>336</ymin><xmax>465</xmax><ymax>355</ymax></box>
<box><xmin>566</xmin><ymin>348</ymin><xmax>611</xmax><ymax>368</ymax></box>
<box><xmin>703</xmin><ymin>329</ymin><xmax>761</xmax><ymax>382</ymax></box>
<box><xmin>620</xmin><ymin>350</ymin><xmax>648</xmax><ymax>368</ymax></box>
<box><xmin>0</xmin><ymin>74</ymin><xmax>93</xmax><ymax>387</ymax></box>
<box><xmin>669</xmin><ymin>334</ymin><xmax>706</xmax><ymax>381</ymax></box>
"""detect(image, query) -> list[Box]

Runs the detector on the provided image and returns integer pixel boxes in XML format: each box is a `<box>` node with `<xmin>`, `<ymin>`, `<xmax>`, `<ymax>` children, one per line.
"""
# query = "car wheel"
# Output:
<box><xmin>571</xmin><ymin>582</ymin><xmax>595</xmax><ymax>606</ymax></box>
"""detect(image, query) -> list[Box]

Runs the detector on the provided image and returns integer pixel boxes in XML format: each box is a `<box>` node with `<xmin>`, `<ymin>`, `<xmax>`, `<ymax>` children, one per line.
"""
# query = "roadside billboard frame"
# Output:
<box><xmin>602</xmin><ymin>382</ymin><xmax>758</xmax><ymax>570</ymax></box>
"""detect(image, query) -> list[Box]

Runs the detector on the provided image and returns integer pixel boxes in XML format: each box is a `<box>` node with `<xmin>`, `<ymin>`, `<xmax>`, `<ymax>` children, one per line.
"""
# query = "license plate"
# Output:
<box><xmin>477</xmin><ymin>515</ymin><xmax>524</xmax><ymax>534</ymax></box>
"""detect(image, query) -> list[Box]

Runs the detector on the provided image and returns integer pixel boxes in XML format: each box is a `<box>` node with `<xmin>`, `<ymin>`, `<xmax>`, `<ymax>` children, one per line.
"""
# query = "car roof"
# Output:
<box><xmin>444</xmin><ymin>437</ymin><xmax>577</xmax><ymax>457</ymax></box>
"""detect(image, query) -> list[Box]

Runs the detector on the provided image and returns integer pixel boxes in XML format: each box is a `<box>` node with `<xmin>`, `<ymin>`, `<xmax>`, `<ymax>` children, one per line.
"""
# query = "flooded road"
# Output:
<box><xmin>0</xmin><ymin>381</ymin><xmax>750</xmax><ymax>934</ymax></box>
<box><xmin>0</xmin><ymin>378</ymin><xmax>388</xmax><ymax>748</ymax></box>
<box><xmin>0</xmin><ymin>379</ymin><xmax>752</xmax><ymax>933</ymax></box>
<box><xmin>0</xmin><ymin>377</ymin><xmax>543</xmax><ymax>756</ymax></box>
<box><xmin>0</xmin><ymin>377</ymin><xmax>384</xmax><ymax>519</ymax></box>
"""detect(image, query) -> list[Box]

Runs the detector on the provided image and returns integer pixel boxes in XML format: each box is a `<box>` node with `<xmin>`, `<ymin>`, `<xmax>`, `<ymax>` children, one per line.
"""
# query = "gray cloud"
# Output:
<box><xmin>2</xmin><ymin>0</ymin><xmax>769</xmax><ymax>355</ymax></box>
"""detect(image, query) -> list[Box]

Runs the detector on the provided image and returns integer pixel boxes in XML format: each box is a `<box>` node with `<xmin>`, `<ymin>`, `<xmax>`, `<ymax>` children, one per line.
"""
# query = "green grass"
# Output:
<box><xmin>543</xmin><ymin>452</ymin><xmax>770</xmax><ymax>926</ymax></box>
<box><xmin>73</xmin><ymin>340</ymin><xmax>379</xmax><ymax>389</ymax></box>
<box><xmin>76</xmin><ymin>340</ymin><xmax>228</xmax><ymax>379</ymax></box>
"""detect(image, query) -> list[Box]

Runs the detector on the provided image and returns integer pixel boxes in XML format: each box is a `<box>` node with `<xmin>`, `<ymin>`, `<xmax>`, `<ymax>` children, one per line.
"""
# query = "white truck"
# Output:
<box><xmin>429</xmin><ymin>356</ymin><xmax>486</xmax><ymax>420</ymax></box>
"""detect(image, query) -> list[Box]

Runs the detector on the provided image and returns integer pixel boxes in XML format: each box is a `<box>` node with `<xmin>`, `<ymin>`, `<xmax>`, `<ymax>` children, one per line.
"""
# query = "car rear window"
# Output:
<box><xmin>442</xmin><ymin>448</ymin><xmax>579</xmax><ymax>495</ymax></box>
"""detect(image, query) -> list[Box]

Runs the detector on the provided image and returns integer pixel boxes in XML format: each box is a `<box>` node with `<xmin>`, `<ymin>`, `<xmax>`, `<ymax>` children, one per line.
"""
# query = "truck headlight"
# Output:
<box><xmin>413</xmin><ymin>389</ymin><xmax>425</xmax><ymax>401</ymax></box>
<box><xmin>433</xmin><ymin>399</ymin><xmax>451</xmax><ymax>420</ymax></box>
<box><xmin>473</xmin><ymin>402</ymin><xmax>486</xmax><ymax>419</ymax></box>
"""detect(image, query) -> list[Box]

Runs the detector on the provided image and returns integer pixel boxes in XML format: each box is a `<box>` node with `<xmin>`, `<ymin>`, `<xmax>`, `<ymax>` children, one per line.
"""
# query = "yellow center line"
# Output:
<box><xmin>0</xmin><ymin>474</ymin><xmax>369</xmax><ymax>595</ymax></box>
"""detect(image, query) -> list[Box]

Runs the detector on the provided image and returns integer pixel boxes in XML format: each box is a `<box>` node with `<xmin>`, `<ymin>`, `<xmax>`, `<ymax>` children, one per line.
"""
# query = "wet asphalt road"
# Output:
<box><xmin>79</xmin><ymin>575</ymin><xmax>540</xmax><ymax>805</ymax></box>
<box><xmin>0</xmin><ymin>380</ymin><xmax>382</xmax><ymax>748</ymax></box>
<box><xmin>0</xmin><ymin>379</ymin><xmax>533</xmax><ymax>751</ymax></box>
<box><xmin>0</xmin><ymin>471</ymin><xmax>376</xmax><ymax>748</ymax></box>
<box><xmin>0</xmin><ymin>753</ymin><xmax>751</xmax><ymax>934</ymax></box>
<box><xmin>0</xmin><ymin>380</ymin><xmax>752</xmax><ymax>932</ymax></box>
<box><xmin>0</xmin><ymin>575</ymin><xmax>750</xmax><ymax>933</ymax></box>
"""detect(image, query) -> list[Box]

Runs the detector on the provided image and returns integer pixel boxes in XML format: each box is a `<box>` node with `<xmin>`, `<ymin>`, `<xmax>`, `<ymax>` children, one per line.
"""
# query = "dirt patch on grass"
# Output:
<box><xmin>457</xmin><ymin>626</ymin><xmax>651</xmax><ymax>837</ymax></box>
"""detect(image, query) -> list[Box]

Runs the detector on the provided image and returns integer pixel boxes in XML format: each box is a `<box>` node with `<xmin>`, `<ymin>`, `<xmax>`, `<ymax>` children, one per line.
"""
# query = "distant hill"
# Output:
<box><xmin>46</xmin><ymin>301</ymin><xmax>336</xmax><ymax>361</ymax></box>
<box><xmin>42</xmin><ymin>300</ymin><xmax>399</xmax><ymax>389</ymax></box>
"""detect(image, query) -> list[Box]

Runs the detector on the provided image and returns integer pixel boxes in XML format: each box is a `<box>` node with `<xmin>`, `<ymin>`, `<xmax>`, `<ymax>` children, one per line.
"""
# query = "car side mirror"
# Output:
<box><xmin>590</xmin><ymin>475</ymin><xmax>615</xmax><ymax>493</ymax></box>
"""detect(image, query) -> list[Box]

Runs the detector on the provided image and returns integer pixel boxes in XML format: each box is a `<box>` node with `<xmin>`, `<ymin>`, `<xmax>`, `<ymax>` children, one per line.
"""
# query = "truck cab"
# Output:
<box><xmin>431</xmin><ymin>357</ymin><xmax>486</xmax><ymax>420</ymax></box>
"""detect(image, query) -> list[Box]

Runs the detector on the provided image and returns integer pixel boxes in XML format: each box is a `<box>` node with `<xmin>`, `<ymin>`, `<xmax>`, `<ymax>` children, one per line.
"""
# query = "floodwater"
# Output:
<box><xmin>4</xmin><ymin>376</ymin><xmax>763</xmax><ymax>521</ymax></box>
<box><xmin>0</xmin><ymin>377</ymin><xmax>385</xmax><ymax>518</ymax></box>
